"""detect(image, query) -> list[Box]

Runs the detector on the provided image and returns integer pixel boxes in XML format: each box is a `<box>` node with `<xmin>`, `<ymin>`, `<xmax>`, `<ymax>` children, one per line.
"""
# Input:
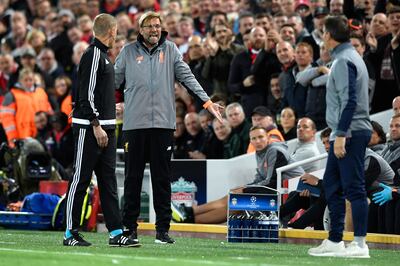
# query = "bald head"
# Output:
<box><xmin>184</xmin><ymin>112</ymin><xmax>201</xmax><ymax>136</ymax></box>
<box><xmin>276</xmin><ymin>41</ymin><xmax>294</xmax><ymax>65</ymax></box>
<box><xmin>371</xmin><ymin>13</ymin><xmax>388</xmax><ymax>37</ymax></box>
<box><xmin>251</xmin><ymin>26</ymin><xmax>267</xmax><ymax>50</ymax></box>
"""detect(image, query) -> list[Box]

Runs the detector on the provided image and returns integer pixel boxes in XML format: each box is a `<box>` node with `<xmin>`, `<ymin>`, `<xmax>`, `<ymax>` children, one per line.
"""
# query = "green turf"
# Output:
<box><xmin>0</xmin><ymin>229</ymin><xmax>398</xmax><ymax>266</ymax></box>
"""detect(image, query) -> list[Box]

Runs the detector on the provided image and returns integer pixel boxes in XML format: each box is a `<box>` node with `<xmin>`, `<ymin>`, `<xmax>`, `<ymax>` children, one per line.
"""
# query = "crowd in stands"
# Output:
<box><xmin>0</xmin><ymin>0</ymin><xmax>399</xmax><ymax>232</ymax></box>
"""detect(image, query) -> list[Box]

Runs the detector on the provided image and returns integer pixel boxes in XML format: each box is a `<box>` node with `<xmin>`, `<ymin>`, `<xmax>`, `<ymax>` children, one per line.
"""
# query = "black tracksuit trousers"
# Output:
<box><xmin>122</xmin><ymin>128</ymin><xmax>174</xmax><ymax>232</ymax></box>
<box><xmin>65</xmin><ymin>127</ymin><xmax>122</xmax><ymax>232</ymax></box>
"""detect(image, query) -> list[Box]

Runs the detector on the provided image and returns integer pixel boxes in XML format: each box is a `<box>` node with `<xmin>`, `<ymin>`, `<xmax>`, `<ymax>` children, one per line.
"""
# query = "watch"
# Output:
<box><xmin>90</xmin><ymin>118</ymin><xmax>100</xmax><ymax>127</ymax></box>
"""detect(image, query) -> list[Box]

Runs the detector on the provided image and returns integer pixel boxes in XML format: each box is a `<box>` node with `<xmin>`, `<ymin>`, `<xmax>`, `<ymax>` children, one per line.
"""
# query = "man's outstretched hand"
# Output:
<box><xmin>207</xmin><ymin>103</ymin><xmax>224</xmax><ymax>123</ymax></box>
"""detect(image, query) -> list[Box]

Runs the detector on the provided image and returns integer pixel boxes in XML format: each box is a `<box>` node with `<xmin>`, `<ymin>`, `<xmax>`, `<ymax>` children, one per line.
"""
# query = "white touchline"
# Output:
<box><xmin>0</xmin><ymin>248</ymin><xmax>242</xmax><ymax>265</ymax></box>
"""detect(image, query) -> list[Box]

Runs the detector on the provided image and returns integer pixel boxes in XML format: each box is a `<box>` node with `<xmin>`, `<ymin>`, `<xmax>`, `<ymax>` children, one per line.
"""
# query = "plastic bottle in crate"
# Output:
<box><xmin>228</xmin><ymin>214</ymin><xmax>242</xmax><ymax>242</ymax></box>
<box><xmin>268</xmin><ymin>211</ymin><xmax>279</xmax><ymax>243</ymax></box>
<box><xmin>249</xmin><ymin>214</ymin><xmax>260</xmax><ymax>242</ymax></box>
<box><xmin>257</xmin><ymin>213</ymin><xmax>270</xmax><ymax>243</ymax></box>
<box><xmin>242</xmin><ymin>212</ymin><xmax>251</xmax><ymax>242</ymax></box>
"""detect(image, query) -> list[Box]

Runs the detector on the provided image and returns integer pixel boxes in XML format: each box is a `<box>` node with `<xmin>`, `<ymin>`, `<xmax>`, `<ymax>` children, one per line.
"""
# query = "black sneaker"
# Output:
<box><xmin>155</xmin><ymin>231</ymin><xmax>175</xmax><ymax>244</ymax></box>
<box><xmin>63</xmin><ymin>230</ymin><xmax>92</xmax><ymax>246</ymax></box>
<box><xmin>123</xmin><ymin>229</ymin><xmax>139</xmax><ymax>241</ymax></box>
<box><xmin>109</xmin><ymin>234</ymin><xmax>141</xmax><ymax>247</ymax></box>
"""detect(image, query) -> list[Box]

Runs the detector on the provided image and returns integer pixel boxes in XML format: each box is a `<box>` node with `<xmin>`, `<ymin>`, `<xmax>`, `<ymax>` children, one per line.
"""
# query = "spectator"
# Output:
<box><xmin>233</xmin><ymin>12</ymin><xmax>254</xmax><ymax>45</ymax></box>
<box><xmin>193</xmin><ymin>0</ymin><xmax>212</xmax><ymax>36</ymax></box>
<box><xmin>255</xmin><ymin>13</ymin><xmax>272</xmax><ymax>34</ymax></box>
<box><xmin>116</xmin><ymin>13</ymin><xmax>134</xmax><ymax>39</ymax></box>
<box><xmin>187</xmin><ymin>35</ymin><xmax>212</xmax><ymax>97</ymax></box>
<box><xmin>291</xmin><ymin>117</ymin><xmax>321</xmax><ymax>172</ymax></box>
<box><xmin>225</xmin><ymin>102</ymin><xmax>251</xmax><ymax>154</ymax></box>
<box><xmin>281</xmin><ymin>0</ymin><xmax>296</xmax><ymax>16</ymax></box>
<box><xmin>164</xmin><ymin>12</ymin><xmax>183</xmax><ymax>46</ymax></box>
<box><xmin>183</xmin><ymin>112</ymin><xmax>207</xmax><ymax>159</ymax></box>
<box><xmin>37</xmin><ymin>48</ymin><xmax>65</xmax><ymax>87</ymax></box>
<box><xmin>279</xmin><ymin>107</ymin><xmax>297</xmax><ymax>141</ymax></box>
<box><xmin>177</xmin><ymin>16</ymin><xmax>196</xmax><ymax>55</ymax></box>
<box><xmin>228</xmin><ymin>26</ymin><xmax>271</xmax><ymax>116</ymax></box>
<box><xmin>350</xmin><ymin>34</ymin><xmax>376</xmax><ymax>110</ymax></box>
<box><xmin>248</xmin><ymin>105</ymin><xmax>285</xmax><ymax>154</ymax></box>
<box><xmin>87</xmin><ymin>0</ymin><xmax>101</xmax><ymax>20</ymax></box>
<box><xmin>209</xmin><ymin>117</ymin><xmax>241</xmax><ymax>159</ymax></box>
<box><xmin>50</xmin><ymin>75</ymin><xmax>73</xmax><ymax>120</ymax></box>
<box><xmin>202</xmin><ymin>23</ymin><xmax>244</xmax><ymax>100</ymax></box>
<box><xmin>48</xmin><ymin>9</ymin><xmax>75</xmax><ymax>75</ymax></box>
<box><xmin>48</xmin><ymin>111</ymin><xmax>74</xmax><ymax>175</ymax></box>
<box><xmin>366</xmin><ymin>6</ymin><xmax>400</xmax><ymax>113</ymax></box>
<box><xmin>109</xmin><ymin>35</ymin><xmax>127</xmax><ymax>64</ymax></box>
<box><xmin>295</xmin><ymin>43</ymin><xmax>330</xmax><ymax>130</ymax></box>
<box><xmin>77</xmin><ymin>14</ymin><xmax>94</xmax><ymax>43</ymax></box>
<box><xmin>34</xmin><ymin>110</ymin><xmax>52</xmax><ymax>146</ymax></box>
<box><xmin>267</xmin><ymin>73</ymin><xmax>284</xmax><ymax>117</ymax></box>
<box><xmin>0</xmin><ymin>53</ymin><xmax>17</xmax><ymax>96</ymax></box>
<box><xmin>273</xmin><ymin>12</ymin><xmax>288</xmax><ymax>31</ymax></box>
<box><xmin>4</xmin><ymin>11</ymin><xmax>30</xmax><ymax>52</ymax></box>
<box><xmin>370</xmin><ymin>13</ymin><xmax>389</xmax><ymax>38</ymax></box>
<box><xmin>279</xmin><ymin>24</ymin><xmax>296</xmax><ymax>46</ymax></box>
<box><xmin>330</xmin><ymin>0</ymin><xmax>344</xmax><ymax>15</ymax></box>
<box><xmin>70</xmin><ymin>41</ymin><xmax>89</xmax><ymax>101</ymax></box>
<box><xmin>282</xmin><ymin>42</ymin><xmax>314</xmax><ymax>119</ymax></box>
<box><xmin>173</xmin><ymin>115</ymin><xmax>189</xmax><ymax>159</ymax></box>
<box><xmin>26</xmin><ymin>29</ymin><xmax>47</xmax><ymax>56</ymax></box>
<box><xmin>393</xmin><ymin>96</ymin><xmax>400</xmax><ymax>115</ymax></box>
<box><xmin>0</xmin><ymin>68</ymin><xmax>53</xmax><ymax>146</ymax></box>
<box><xmin>368</xmin><ymin>120</ymin><xmax>387</xmax><ymax>154</ymax></box>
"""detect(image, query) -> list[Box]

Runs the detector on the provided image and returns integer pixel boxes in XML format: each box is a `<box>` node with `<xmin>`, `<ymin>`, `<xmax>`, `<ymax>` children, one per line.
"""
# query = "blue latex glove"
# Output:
<box><xmin>372</xmin><ymin>183</ymin><xmax>393</xmax><ymax>206</ymax></box>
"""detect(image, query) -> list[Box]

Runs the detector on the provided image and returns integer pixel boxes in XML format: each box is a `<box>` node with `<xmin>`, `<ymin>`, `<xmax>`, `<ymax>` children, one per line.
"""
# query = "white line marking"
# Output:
<box><xmin>0</xmin><ymin>247</ymin><xmax>255</xmax><ymax>265</ymax></box>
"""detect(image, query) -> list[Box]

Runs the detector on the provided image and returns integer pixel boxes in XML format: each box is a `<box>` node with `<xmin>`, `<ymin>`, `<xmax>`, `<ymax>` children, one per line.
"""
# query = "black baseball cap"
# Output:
<box><xmin>313</xmin><ymin>6</ymin><xmax>329</xmax><ymax>18</ymax></box>
<box><xmin>251</xmin><ymin>106</ymin><xmax>273</xmax><ymax>117</ymax></box>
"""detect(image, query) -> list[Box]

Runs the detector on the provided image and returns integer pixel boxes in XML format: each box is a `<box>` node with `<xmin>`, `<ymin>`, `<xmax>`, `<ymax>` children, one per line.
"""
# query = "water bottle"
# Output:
<box><xmin>249</xmin><ymin>215</ymin><xmax>259</xmax><ymax>242</ymax></box>
<box><xmin>242</xmin><ymin>212</ymin><xmax>251</xmax><ymax>243</ymax></box>
<box><xmin>228</xmin><ymin>214</ymin><xmax>242</xmax><ymax>242</ymax></box>
<box><xmin>268</xmin><ymin>211</ymin><xmax>279</xmax><ymax>243</ymax></box>
<box><xmin>258</xmin><ymin>213</ymin><xmax>270</xmax><ymax>243</ymax></box>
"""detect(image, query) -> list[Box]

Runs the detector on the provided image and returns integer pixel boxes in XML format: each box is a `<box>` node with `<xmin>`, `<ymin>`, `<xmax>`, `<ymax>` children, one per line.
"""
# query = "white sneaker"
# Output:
<box><xmin>308</xmin><ymin>239</ymin><xmax>346</xmax><ymax>257</ymax></box>
<box><xmin>341</xmin><ymin>241</ymin><xmax>370</xmax><ymax>258</ymax></box>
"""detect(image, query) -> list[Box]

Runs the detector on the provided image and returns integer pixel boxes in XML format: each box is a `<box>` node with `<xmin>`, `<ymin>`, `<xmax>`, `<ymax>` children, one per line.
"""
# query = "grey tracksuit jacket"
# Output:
<box><xmin>114</xmin><ymin>32</ymin><xmax>210</xmax><ymax>130</ymax></box>
<box><xmin>325</xmin><ymin>42</ymin><xmax>372</xmax><ymax>139</ymax></box>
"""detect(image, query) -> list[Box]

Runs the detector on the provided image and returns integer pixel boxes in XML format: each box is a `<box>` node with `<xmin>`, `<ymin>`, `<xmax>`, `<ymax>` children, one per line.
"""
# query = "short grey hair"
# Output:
<box><xmin>93</xmin><ymin>13</ymin><xmax>117</xmax><ymax>38</ymax></box>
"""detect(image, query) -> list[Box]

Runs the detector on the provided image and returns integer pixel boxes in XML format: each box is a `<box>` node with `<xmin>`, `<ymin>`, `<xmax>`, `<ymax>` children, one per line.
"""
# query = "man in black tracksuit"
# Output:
<box><xmin>63</xmin><ymin>14</ymin><xmax>138</xmax><ymax>247</ymax></box>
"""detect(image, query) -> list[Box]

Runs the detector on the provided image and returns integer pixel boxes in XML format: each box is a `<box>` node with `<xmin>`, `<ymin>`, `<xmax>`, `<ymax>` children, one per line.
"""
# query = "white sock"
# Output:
<box><xmin>353</xmin><ymin>236</ymin><xmax>366</xmax><ymax>248</ymax></box>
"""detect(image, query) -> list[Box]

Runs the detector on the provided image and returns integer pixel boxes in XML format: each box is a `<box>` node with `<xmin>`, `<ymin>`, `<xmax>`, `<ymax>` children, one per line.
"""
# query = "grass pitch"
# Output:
<box><xmin>0</xmin><ymin>229</ymin><xmax>399</xmax><ymax>266</ymax></box>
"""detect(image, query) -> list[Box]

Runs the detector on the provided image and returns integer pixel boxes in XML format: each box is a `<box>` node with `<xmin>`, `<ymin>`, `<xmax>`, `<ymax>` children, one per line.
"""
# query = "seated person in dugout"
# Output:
<box><xmin>171</xmin><ymin>126</ymin><xmax>304</xmax><ymax>224</ymax></box>
<box><xmin>280</xmin><ymin>127</ymin><xmax>394</xmax><ymax>230</ymax></box>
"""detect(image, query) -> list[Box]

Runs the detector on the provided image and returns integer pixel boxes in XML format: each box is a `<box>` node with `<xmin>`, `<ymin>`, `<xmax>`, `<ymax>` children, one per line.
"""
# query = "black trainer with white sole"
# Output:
<box><xmin>109</xmin><ymin>234</ymin><xmax>141</xmax><ymax>247</ymax></box>
<box><xmin>155</xmin><ymin>231</ymin><xmax>175</xmax><ymax>244</ymax></box>
<box><xmin>63</xmin><ymin>230</ymin><xmax>92</xmax><ymax>246</ymax></box>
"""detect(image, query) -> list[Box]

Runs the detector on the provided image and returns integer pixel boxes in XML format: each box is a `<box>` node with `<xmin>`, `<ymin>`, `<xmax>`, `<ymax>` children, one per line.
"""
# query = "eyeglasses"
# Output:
<box><xmin>142</xmin><ymin>24</ymin><xmax>162</xmax><ymax>30</ymax></box>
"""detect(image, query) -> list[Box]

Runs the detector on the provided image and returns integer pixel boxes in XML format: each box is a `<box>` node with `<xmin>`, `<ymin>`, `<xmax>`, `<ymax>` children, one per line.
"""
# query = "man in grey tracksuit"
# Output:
<box><xmin>114</xmin><ymin>11</ymin><xmax>222</xmax><ymax>244</ymax></box>
<box><xmin>308</xmin><ymin>16</ymin><xmax>372</xmax><ymax>258</ymax></box>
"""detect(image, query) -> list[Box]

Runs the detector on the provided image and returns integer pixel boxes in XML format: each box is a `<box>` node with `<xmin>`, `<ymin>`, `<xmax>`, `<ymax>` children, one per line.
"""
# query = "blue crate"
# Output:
<box><xmin>0</xmin><ymin>211</ymin><xmax>53</xmax><ymax>230</ymax></box>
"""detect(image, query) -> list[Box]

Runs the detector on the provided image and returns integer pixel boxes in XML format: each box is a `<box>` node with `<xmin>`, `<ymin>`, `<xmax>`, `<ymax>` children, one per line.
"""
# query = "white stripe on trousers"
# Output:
<box><xmin>88</xmin><ymin>48</ymin><xmax>100</xmax><ymax>115</ymax></box>
<box><xmin>66</xmin><ymin>128</ymin><xmax>86</xmax><ymax>230</ymax></box>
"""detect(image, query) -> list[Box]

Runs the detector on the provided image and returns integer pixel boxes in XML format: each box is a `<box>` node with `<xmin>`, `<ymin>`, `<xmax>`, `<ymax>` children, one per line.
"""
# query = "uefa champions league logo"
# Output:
<box><xmin>231</xmin><ymin>197</ymin><xmax>237</xmax><ymax>206</ymax></box>
<box><xmin>250</xmin><ymin>196</ymin><xmax>257</xmax><ymax>205</ymax></box>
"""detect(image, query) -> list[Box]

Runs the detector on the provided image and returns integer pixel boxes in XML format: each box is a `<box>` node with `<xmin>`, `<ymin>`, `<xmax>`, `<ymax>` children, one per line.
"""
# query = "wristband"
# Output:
<box><xmin>203</xmin><ymin>100</ymin><xmax>213</xmax><ymax>109</ymax></box>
